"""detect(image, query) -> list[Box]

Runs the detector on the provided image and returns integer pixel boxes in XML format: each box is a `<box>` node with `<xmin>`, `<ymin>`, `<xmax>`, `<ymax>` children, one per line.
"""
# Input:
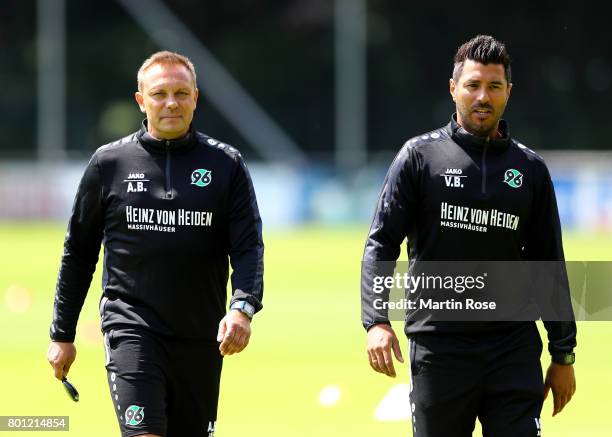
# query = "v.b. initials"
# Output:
<box><xmin>442</xmin><ymin>168</ymin><xmax>466</xmax><ymax>188</ymax></box>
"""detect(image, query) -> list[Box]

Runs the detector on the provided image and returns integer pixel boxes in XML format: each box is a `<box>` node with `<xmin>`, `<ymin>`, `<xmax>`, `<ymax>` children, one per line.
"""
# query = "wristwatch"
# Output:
<box><xmin>230</xmin><ymin>300</ymin><xmax>255</xmax><ymax>320</ymax></box>
<box><xmin>552</xmin><ymin>352</ymin><xmax>575</xmax><ymax>365</ymax></box>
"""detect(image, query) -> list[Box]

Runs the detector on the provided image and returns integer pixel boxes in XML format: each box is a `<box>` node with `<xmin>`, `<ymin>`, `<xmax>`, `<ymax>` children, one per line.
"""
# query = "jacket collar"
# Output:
<box><xmin>448</xmin><ymin>113</ymin><xmax>511</xmax><ymax>153</ymax></box>
<box><xmin>136</xmin><ymin>119</ymin><xmax>195</xmax><ymax>154</ymax></box>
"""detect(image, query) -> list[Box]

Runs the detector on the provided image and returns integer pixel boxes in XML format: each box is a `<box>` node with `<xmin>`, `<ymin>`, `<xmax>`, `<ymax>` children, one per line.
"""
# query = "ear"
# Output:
<box><xmin>135</xmin><ymin>91</ymin><xmax>146</xmax><ymax>113</ymax></box>
<box><xmin>449</xmin><ymin>78</ymin><xmax>457</xmax><ymax>102</ymax></box>
<box><xmin>506</xmin><ymin>82</ymin><xmax>513</xmax><ymax>100</ymax></box>
<box><xmin>194</xmin><ymin>88</ymin><xmax>200</xmax><ymax>105</ymax></box>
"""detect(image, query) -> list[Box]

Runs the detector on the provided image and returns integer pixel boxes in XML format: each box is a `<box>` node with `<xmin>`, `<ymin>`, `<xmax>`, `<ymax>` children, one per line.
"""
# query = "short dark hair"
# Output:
<box><xmin>452</xmin><ymin>35</ymin><xmax>512</xmax><ymax>84</ymax></box>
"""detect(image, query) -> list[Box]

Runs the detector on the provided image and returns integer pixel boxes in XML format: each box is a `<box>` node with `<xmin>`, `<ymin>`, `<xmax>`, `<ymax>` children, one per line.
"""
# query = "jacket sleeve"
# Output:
<box><xmin>525</xmin><ymin>160</ymin><xmax>577</xmax><ymax>359</ymax></box>
<box><xmin>361</xmin><ymin>145</ymin><xmax>419</xmax><ymax>330</ymax></box>
<box><xmin>227</xmin><ymin>154</ymin><xmax>264</xmax><ymax>313</ymax></box>
<box><xmin>50</xmin><ymin>155</ymin><xmax>105</xmax><ymax>342</ymax></box>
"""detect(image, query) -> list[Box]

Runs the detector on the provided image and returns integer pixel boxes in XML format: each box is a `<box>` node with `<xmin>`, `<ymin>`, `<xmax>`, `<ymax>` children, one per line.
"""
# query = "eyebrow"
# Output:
<box><xmin>148</xmin><ymin>85</ymin><xmax>193</xmax><ymax>93</ymax></box>
<box><xmin>465</xmin><ymin>79</ymin><xmax>505</xmax><ymax>85</ymax></box>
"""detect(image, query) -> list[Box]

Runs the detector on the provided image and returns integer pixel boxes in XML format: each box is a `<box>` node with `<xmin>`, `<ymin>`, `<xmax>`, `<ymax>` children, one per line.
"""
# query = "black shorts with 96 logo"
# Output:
<box><xmin>103</xmin><ymin>327</ymin><xmax>223</xmax><ymax>437</ymax></box>
<box><xmin>408</xmin><ymin>323</ymin><xmax>545</xmax><ymax>437</ymax></box>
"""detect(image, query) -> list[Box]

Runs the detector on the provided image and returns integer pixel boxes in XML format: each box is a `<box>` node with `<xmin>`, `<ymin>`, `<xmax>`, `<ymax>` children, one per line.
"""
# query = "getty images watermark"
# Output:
<box><xmin>372</xmin><ymin>271</ymin><xmax>494</xmax><ymax>311</ymax></box>
<box><xmin>362</xmin><ymin>261</ymin><xmax>612</xmax><ymax>323</ymax></box>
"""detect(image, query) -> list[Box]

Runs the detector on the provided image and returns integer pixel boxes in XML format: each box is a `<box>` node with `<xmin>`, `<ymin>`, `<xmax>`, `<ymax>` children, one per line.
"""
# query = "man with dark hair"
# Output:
<box><xmin>47</xmin><ymin>50</ymin><xmax>264</xmax><ymax>437</ymax></box>
<box><xmin>362</xmin><ymin>35</ymin><xmax>576</xmax><ymax>436</ymax></box>
<box><xmin>452</xmin><ymin>34</ymin><xmax>512</xmax><ymax>85</ymax></box>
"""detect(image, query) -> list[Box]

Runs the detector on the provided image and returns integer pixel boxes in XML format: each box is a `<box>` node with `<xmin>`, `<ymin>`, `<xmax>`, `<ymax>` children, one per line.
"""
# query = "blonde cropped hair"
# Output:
<box><xmin>137</xmin><ymin>51</ymin><xmax>197</xmax><ymax>91</ymax></box>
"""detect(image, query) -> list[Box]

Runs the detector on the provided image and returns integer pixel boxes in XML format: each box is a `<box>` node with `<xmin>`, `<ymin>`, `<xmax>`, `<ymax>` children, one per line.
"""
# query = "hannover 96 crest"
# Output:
<box><xmin>125</xmin><ymin>405</ymin><xmax>144</xmax><ymax>426</ymax></box>
<box><xmin>503</xmin><ymin>169</ymin><xmax>523</xmax><ymax>188</ymax></box>
<box><xmin>191</xmin><ymin>169</ymin><xmax>212</xmax><ymax>187</ymax></box>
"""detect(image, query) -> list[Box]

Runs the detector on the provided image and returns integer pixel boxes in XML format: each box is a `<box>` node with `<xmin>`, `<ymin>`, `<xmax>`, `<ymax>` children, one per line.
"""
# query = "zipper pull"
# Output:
<box><xmin>165</xmin><ymin>140</ymin><xmax>172</xmax><ymax>199</ymax></box>
<box><xmin>481</xmin><ymin>137</ymin><xmax>490</xmax><ymax>194</ymax></box>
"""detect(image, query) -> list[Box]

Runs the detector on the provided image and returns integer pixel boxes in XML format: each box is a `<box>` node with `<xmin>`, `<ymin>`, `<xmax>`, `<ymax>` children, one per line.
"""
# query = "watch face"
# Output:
<box><xmin>553</xmin><ymin>353</ymin><xmax>574</xmax><ymax>365</ymax></box>
<box><xmin>231</xmin><ymin>301</ymin><xmax>254</xmax><ymax>318</ymax></box>
<box><xmin>231</xmin><ymin>302</ymin><xmax>251</xmax><ymax>316</ymax></box>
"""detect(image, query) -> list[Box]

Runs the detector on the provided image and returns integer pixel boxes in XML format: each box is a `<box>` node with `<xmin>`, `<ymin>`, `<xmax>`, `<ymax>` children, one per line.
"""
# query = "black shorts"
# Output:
<box><xmin>408</xmin><ymin>323</ymin><xmax>544</xmax><ymax>437</ymax></box>
<box><xmin>103</xmin><ymin>328</ymin><xmax>223</xmax><ymax>437</ymax></box>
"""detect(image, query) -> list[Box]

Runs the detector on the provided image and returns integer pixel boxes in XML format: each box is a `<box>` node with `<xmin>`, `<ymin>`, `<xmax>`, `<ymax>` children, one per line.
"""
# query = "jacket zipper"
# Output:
<box><xmin>481</xmin><ymin>137</ymin><xmax>489</xmax><ymax>194</ymax></box>
<box><xmin>165</xmin><ymin>140</ymin><xmax>172</xmax><ymax>199</ymax></box>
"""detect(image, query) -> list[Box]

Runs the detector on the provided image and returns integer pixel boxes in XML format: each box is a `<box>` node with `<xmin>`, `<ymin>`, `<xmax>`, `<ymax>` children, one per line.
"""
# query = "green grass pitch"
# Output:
<box><xmin>0</xmin><ymin>223</ymin><xmax>610</xmax><ymax>436</ymax></box>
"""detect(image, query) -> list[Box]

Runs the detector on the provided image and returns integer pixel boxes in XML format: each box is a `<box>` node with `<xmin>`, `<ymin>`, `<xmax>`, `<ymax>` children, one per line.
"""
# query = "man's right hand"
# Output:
<box><xmin>367</xmin><ymin>324</ymin><xmax>404</xmax><ymax>378</ymax></box>
<box><xmin>47</xmin><ymin>342</ymin><xmax>76</xmax><ymax>380</ymax></box>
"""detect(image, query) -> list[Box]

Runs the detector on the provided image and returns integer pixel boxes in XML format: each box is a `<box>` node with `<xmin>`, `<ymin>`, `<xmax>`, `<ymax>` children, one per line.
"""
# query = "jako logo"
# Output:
<box><xmin>503</xmin><ymin>169</ymin><xmax>523</xmax><ymax>188</ymax></box>
<box><xmin>441</xmin><ymin>168</ymin><xmax>467</xmax><ymax>188</ymax></box>
<box><xmin>123</xmin><ymin>173</ymin><xmax>149</xmax><ymax>192</ymax></box>
<box><xmin>191</xmin><ymin>169</ymin><xmax>212</xmax><ymax>187</ymax></box>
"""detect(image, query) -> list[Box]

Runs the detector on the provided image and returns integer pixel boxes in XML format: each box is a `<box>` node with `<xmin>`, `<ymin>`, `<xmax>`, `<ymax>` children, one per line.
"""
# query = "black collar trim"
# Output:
<box><xmin>448</xmin><ymin>113</ymin><xmax>511</xmax><ymax>152</ymax></box>
<box><xmin>136</xmin><ymin>119</ymin><xmax>195</xmax><ymax>153</ymax></box>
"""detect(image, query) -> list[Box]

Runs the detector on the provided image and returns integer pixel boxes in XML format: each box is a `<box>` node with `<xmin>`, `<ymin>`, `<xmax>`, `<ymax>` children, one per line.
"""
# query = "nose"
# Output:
<box><xmin>166</xmin><ymin>96</ymin><xmax>178</xmax><ymax>110</ymax></box>
<box><xmin>475</xmin><ymin>87</ymin><xmax>490</xmax><ymax>104</ymax></box>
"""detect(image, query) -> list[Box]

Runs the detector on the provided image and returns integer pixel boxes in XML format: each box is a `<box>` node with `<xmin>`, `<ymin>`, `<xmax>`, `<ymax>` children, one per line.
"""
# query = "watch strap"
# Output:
<box><xmin>230</xmin><ymin>300</ymin><xmax>255</xmax><ymax>319</ymax></box>
<box><xmin>551</xmin><ymin>352</ymin><xmax>575</xmax><ymax>365</ymax></box>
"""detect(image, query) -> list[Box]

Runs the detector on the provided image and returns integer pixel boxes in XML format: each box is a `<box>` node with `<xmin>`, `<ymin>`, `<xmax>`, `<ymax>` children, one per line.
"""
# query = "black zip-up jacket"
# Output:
<box><xmin>362</xmin><ymin>115</ymin><xmax>576</xmax><ymax>360</ymax></box>
<box><xmin>50</xmin><ymin>121</ymin><xmax>264</xmax><ymax>342</ymax></box>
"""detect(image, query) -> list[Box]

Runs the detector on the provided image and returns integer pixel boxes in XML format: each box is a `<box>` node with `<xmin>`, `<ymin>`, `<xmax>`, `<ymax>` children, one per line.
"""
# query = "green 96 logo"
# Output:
<box><xmin>191</xmin><ymin>169</ymin><xmax>212</xmax><ymax>187</ymax></box>
<box><xmin>125</xmin><ymin>405</ymin><xmax>144</xmax><ymax>426</ymax></box>
<box><xmin>503</xmin><ymin>169</ymin><xmax>523</xmax><ymax>188</ymax></box>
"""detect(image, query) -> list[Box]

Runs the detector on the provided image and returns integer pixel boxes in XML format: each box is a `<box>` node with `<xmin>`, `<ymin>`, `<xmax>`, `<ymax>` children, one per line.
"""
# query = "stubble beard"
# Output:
<box><xmin>457</xmin><ymin>104</ymin><xmax>504</xmax><ymax>138</ymax></box>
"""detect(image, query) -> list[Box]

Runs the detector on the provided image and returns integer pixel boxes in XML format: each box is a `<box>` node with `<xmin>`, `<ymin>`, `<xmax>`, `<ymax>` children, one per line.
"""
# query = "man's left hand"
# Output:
<box><xmin>543</xmin><ymin>362</ymin><xmax>576</xmax><ymax>416</ymax></box>
<box><xmin>217</xmin><ymin>310</ymin><xmax>251</xmax><ymax>356</ymax></box>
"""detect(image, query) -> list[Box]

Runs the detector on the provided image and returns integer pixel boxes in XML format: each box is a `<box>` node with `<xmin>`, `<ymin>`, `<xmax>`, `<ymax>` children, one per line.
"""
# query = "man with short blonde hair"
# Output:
<box><xmin>136</xmin><ymin>50</ymin><xmax>197</xmax><ymax>92</ymax></box>
<box><xmin>48</xmin><ymin>50</ymin><xmax>264</xmax><ymax>437</ymax></box>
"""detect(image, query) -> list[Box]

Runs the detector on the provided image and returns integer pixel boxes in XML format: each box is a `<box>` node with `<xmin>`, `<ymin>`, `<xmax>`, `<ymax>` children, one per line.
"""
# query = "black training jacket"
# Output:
<box><xmin>50</xmin><ymin>121</ymin><xmax>264</xmax><ymax>342</ymax></box>
<box><xmin>362</xmin><ymin>114</ymin><xmax>576</xmax><ymax>359</ymax></box>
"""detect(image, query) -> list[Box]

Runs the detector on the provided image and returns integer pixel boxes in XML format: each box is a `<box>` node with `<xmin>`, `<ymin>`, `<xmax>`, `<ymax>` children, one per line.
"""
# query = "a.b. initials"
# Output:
<box><xmin>124</xmin><ymin>173</ymin><xmax>149</xmax><ymax>192</ymax></box>
<box><xmin>127</xmin><ymin>181</ymin><xmax>146</xmax><ymax>192</ymax></box>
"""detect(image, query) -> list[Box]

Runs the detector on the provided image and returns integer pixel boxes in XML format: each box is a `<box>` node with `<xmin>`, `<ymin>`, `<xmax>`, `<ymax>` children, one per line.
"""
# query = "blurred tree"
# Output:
<box><xmin>1</xmin><ymin>0</ymin><xmax>610</xmax><ymax>159</ymax></box>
